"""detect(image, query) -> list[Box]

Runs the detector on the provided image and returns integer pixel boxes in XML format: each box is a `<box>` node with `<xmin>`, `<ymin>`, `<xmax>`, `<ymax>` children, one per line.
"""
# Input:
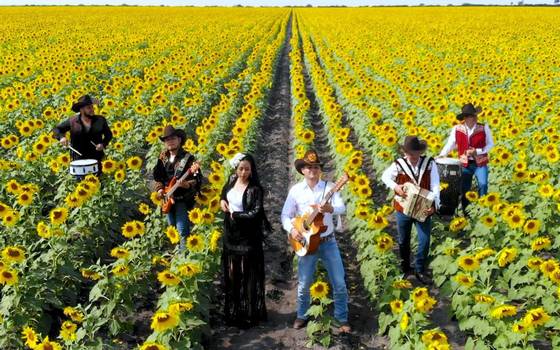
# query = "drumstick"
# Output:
<box><xmin>90</xmin><ymin>141</ymin><xmax>97</xmax><ymax>147</ymax></box>
<box><xmin>67</xmin><ymin>145</ymin><xmax>83</xmax><ymax>157</ymax></box>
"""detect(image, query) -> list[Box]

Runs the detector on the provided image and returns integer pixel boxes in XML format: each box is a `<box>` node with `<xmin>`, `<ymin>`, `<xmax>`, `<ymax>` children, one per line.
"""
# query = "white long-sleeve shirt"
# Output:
<box><xmin>439</xmin><ymin>123</ymin><xmax>494</xmax><ymax>158</ymax></box>
<box><xmin>281</xmin><ymin>180</ymin><xmax>345</xmax><ymax>237</ymax></box>
<box><xmin>381</xmin><ymin>157</ymin><xmax>440</xmax><ymax>209</ymax></box>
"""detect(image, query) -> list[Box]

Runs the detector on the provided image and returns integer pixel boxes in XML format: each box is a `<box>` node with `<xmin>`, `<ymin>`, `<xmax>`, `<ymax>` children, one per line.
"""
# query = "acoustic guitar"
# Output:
<box><xmin>161</xmin><ymin>161</ymin><xmax>201</xmax><ymax>214</ymax></box>
<box><xmin>289</xmin><ymin>173</ymin><xmax>349</xmax><ymax>256</ymax></box>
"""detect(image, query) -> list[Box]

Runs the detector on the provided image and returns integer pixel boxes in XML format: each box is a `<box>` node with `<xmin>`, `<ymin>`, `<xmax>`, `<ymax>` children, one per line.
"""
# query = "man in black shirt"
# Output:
<box><xmin>53</xmin><ymin>95</ymin><xmax>113</xmax><ymax>173</ymax></box>
<box><xmin>153</xmin><ymin>125</ymin><xmax>202</xmax><ymax>249</ymax></box>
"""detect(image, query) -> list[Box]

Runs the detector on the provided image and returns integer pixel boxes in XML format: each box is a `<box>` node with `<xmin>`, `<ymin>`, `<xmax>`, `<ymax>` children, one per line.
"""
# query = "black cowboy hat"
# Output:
<box><xmin>400</xmin><ymin>135</ymin><xmax>427</xmax><ymax>154</ymax></box>
<box><xmin>159</xmin><ymin>125</ymin><xmax>186</xmax><ymax>144</ymax></box>
<box><xmin>295</xmin><ymin>149</ymin><xmax>323</xmax><ymax>175</ymax></box>
<box><xmin>72</xmin><ymin>95</ymin><xmax>99</xmax><ymax>112</ymax></box>
<box><xmin>457</xmin><ymin>103</ymin><xmax>482</xmax><ymax>121</ymax></box>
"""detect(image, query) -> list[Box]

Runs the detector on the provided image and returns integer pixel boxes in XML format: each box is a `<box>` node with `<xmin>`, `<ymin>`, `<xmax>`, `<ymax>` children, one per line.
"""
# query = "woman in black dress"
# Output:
<box><xmin>220</xmin><ymin>153</ymin><xmax>270</xmax><ymax>328</ymax></box>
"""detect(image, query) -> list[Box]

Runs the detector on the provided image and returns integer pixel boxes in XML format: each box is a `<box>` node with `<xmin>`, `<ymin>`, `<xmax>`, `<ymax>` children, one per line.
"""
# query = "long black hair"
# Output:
<box><xmin>234</xmin><ymin>153</ymin><xmax>271</xmax><ymax>232</ymax></box>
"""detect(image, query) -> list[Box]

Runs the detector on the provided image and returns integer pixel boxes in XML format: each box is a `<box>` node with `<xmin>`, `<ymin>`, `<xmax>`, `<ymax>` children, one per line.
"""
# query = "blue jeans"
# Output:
<box><xmin>296</xmin><ymin>239</ymin><xmax>348</xmax><ymax>323</ymax></box>
<box><xmin>395</xmin><ymin>211</ymin><xmax>431</xmax><ymax>273</ymax></box>
<box><xmin>461</xmin><ymin>163</ymin><xmax>489</xmax><ymax>209</ymax></box>
<box><xmin>166</xmin><ymin>201</ymin><xmax>191</xmax><ymax>250</ymax></box>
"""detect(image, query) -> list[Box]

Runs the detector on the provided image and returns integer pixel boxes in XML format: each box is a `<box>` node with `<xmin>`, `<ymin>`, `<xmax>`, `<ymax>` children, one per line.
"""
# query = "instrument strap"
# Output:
<box><xmin>396</xmin><ymin>156</ymin><xmax>431</xmax><ymax>185</ymax></box>
<box><xmin>174</xmin><ymin>154</ymin><xmax>191</xmax><ymax>178</ymax></box>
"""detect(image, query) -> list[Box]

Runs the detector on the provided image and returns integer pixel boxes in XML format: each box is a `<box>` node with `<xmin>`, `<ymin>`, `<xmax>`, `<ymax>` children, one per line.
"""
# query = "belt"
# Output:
<box><xmin>320</xmin><ymin>234</ymin><xmax>335</xmax><ymax>244</ymax></box>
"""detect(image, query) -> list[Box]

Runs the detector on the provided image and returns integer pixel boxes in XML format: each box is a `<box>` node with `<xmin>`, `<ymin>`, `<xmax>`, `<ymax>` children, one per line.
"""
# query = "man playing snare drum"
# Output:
<box><xmin>53</xmin><ymin>95</ymin><xmax>113</xmax><ymax>174</ymax></box>
<box><xmin>438</xmin><ymin>103</ymin><xmax>494</xmax><ymax>212</ymax></box>
<box><xmin>381</xmin><ymin>136</ymin><xmax>440</xmax><ymax>284</ymax></box>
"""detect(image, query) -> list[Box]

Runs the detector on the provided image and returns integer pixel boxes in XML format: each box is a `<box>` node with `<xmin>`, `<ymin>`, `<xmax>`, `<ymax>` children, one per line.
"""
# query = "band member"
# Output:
<box><xmin>439</xmin><ymin>103</ymin><xmax>494</xmax><ymax>211</ymax></box>
<box><xmin>219</xmin><ymin>153</ymin><xmax>270</xmax><ymax>328</ymax></box>
<box><xmin>381</xmin><ymin>136</ymin><xmax>440</xmax><ymax>285</ymax></box>
<box><xmin>53</xmin><ymin>95</ymin><xmax>113</xmax><ymax>173</ymax></box>
<box><xmin>281</xmin><ymin>150</ymin><xmax>350</xmax><ymax>333</ymax></box>
<box><xmin>153</xmin><ymin>125</ymin><xmax>202</xmax><ymax>250</ymax></box>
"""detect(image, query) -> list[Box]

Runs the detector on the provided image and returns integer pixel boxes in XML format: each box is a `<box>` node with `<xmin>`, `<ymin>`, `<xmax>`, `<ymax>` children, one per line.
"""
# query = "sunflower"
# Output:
<box><xmin>150</xmin><ymin>311</ymin><xmax>179</xmax><ymax>333</ymax></box>
<box><xmin>421</xmin><ymin>329</ymin><xmax>448</xmax><ymax>347</ymax></box>
<box><xmin>512</xmin><ymin>322</ymin><xmax>528</xmax><ymax>333</ymax></box>
<box><xmin>474</xmin><ymin>248</ymin><xmax>495</xmax><ymax>261</ymax></box>
<box><xmin>490</xmin><ymin>304</ymin><xmax>517</xmax><ymax>319</ymax></box>
<box><xmin>2</xmin><ymin>246</ymin><xmax>25</xmax><ymax>264</ymax></box>
<box><xmin>188</xmin><ymin>208</ymin><xmax>203</xmax><ymax>225</ymax></box>
<box><xmin>527</xmin><ymin>257</ymin><xmax>543</xmax><ymax>270</ymax></box>
<box><xmin>17</xmin><ymin>191</ymin><xmax>33</xmax><ymax>206</ymax></box>
<box><xmin>369</xmin><ymin>214</ymin><xmax>388</xmax><ymax>230</ymax></box>
<box><xmin>540</xmin><ymin>260</ymin><xmax>559</xmax><ymax>276</ymax></box>
<box><xmin>0</xmin><ymin>202</ymin><xmax>9</xmax><ymax>218</ymax></box>
<box><xmin>400</xmin><ymin>313</ymin><xmax>409</xmax><ymax>330</ymax></box>
<box><xmin>310</xmin><ymin>281</ymin><xmax>329</xmax><ymax>300</ymax></box>
<box><xmin>165</xmin><ymin>226</ymin><xmax>180</xmax><ymax>244</ymax></box>
<box><xmin>81</xmin><ymin>268</ymin><xmax>101</xmax><ymax>281</ymax></box>
<box><xmin>158</xmin><ymin>270</ymin><xmax>181</xmax><ymax>287</ymax></box>
<box><xmin>523</xmin><ymin>219</ymin><xmax>541</xmax><ymax>235</ymax></box>
<box><xmin>505</xmin><ymin>211</ymin><xmax>525</xmax><ymax>229</ymax></box>
<box><xmin>49</xmin><ymin>207</ymin><xmax>68</xmax><ymax>226</ymax></box>
<box><xmin>464</xmin><ymin>191</ymin><xmax>478</xmax><ymax>202</ymax></box>
<box><xmin>102</xmin><ymin>159</ymin><xmax>116</xmax><ymax>173</ymax></box>
<box><xmin>376</xmin><ymin>234</ymin><xmax>394</xmax><ymax>252</ymax></box>
<box><xmin>36</xmin><ymin>221</ymin><xmax>51</xmax><ymax>239</ymax></box>
<box><xmin>2</xmin><ymin>210</ymin><xmax>20</xmax><ymax>227</ymax></box>
<box><xmin>150</xmin><ymin>192</ymin><xmax>162</xmax><ymax>206</ymax></box>
<box><xmin>0</xmin><ymin>268</ymin><xmax>19</xmax><ymax>285</ymax></box>
<box><xmin>110</xmin><ymin>247</ymin><xmax>130</xmax><ymax>259</ymax></box>
<box><xmin>209</xmin><ymin>230</ymin><xmax>222</xmax><ymax>253</ymax></box>
<box><xmin>6</xmin><ymin>179</ymin><xmax>21</xmax><ymax>194</ymax></box>
<box><xmin>457</xmin><ymin>255</ymin><xmax>479</xmax><ymax>271</ymax></box>
<box><xmin>60</xmin><ymin>321</ymin><xmax>77</xmax><ymax>341</ymax></box>
<box><xmin>178</xmin><ymin>263</ymin><xmax>200</xmax><ymax>277</ymax></box>
<box><xmin>449</xmin><ymin>217</ymin><xmax>468</xmax><ymax>232</ymax></box>
<box><xmin>21</xmin><ymin>326</ymin><xmax>39</xmax><ymax>348</ymax></box>
<box><xmin>538</xmin><ymin>184</ymin><xmax>554</xmax><ymax>198</ymax></box>
<box><xmin>140</xmin><ymin>342</ymin><xmax>169</xmax><ymax>350</ymax></box>
<box><xmin>34</xmin><ymin>337</ymin><xmax>62</xmax><ymax>350</ymax></box>
<box><xmin>114</xmin><ymin>169</ymin><xmax>125</xmax><ymax>182</ymax></box>
<box><xmin>454</xmin><ymin>273</ymin><xmax>475</xmax><ymax>287</ymax></box>
<box><xmin>531</xmin><ymin>236</ymin><xmax>551</xmax><ymax>251</ymax></box>
<box><xmin>480</xmin><ymin>215</ymin><xmax>497</xmax><ymax>228</ymax></box>
<box><xmin>168</xmin><ymin>301</ymin><xmax>194</xmax><ymax>315</ymax></box>
<box><xmin>412</xmin><ymin>287</ymin><xmax>429</xmax><ymax>302</ymax></box>
<box><xmin>474</xmin><ymin>294</ymin><xmax>495</xmax><ymax>304</ymax></box>
<box><xmin>522</xmin><ymin>307</ymin><xmax>550</xmax><ymax>328</ymax></box>
<box><xmin>208</xmin><ymin>171</ymin><xmax>224</xmax><ymax>186</ymax></box>
<box><xmin>139</xmin><ymin>203</ymin><xmax>151</xmax><ymax>215</ymax></box>
<box><xmin>126</xmin><ymin>156</ymin><xmax>143</xmax><ymax>170</ymax></box>
<box><xmin>498</xmin><ymin>247</ymin><xmax>518</xmax><ymax>267</ymax></box>
<box><xmin>186</xmin><ymin>234</ymin><xmax>205</xmax><ymax>252</ymax></box>
<box><xmin>112</xmin><ymin>264</ymin><xmax>129</xmax><ymax>277</ymax></box>
<box><xmin>390</xmin><ymin>299</ymin><xmax>404</xmax><ymax>314</ymax></box>
<box><xmin>414</xmin><ymin>296</ymin><xmax>437</xmax><ymax>313</ymax></box>
<box><xmin>201</xmin><ymin>209</ymin><xmax>214</xmax><ymax>224</ymax></box>
<box><xmin>121</xmin><ymin>221</ymin><xmax>138</xmax><ymax>239</ymax></box>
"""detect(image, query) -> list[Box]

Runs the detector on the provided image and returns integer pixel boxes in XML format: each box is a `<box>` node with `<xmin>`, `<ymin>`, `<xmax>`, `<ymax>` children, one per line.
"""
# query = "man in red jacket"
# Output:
<box><xmin>439</xmin><ymin>103</ymin><xmax>494</xmax><ymax>212</ymax></box>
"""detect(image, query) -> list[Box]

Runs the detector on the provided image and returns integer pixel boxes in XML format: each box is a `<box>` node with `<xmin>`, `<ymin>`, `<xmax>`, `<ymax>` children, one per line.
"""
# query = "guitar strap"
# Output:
<box><xmin>174</xmin><ymin>154</ymin><xmax>191</xmax><ymax>178</ymax></box>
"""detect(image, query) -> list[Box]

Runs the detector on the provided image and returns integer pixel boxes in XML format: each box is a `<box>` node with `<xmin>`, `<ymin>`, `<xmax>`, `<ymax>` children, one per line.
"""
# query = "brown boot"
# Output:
<box><xmin>293</xmin><ymin>318</ymin><xmax>307</xmax><ymax>329</ymax></box>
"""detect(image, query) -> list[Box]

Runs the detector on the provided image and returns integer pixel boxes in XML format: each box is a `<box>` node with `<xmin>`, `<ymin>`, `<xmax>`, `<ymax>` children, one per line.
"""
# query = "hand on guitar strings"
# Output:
<box><xmin>290</xmin><ymin>228</ymin><xmax>304</xmax><ymax>241</ymax></box>
<box><xmin>311</xmin><ymin>202</ymin><xmax>334</xmax><ymax>214</ymax></box>
<box><xmin>178</xmin><ymin>179</ymin><xmax>195</xmax><ymax>189</ymax></box>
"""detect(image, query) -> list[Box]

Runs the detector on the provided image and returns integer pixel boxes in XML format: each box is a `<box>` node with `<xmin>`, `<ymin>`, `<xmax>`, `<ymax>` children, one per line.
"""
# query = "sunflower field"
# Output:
<box><xmin>1</xmin><ymin>5</ymin><xmax>560</xmax><ymax>350</ymax></box>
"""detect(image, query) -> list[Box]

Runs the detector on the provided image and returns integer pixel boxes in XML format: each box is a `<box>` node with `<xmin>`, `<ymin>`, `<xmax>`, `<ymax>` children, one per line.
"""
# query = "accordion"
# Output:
<box><xmin>394</xmin><ymin>182</ymin><xmax>435</xmax><ymax>222</ymax></box>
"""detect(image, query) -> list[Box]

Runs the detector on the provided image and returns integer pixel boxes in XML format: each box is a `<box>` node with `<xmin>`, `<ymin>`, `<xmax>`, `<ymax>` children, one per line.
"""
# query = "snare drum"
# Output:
<box><xmin>436</xmin><ymin>157</ymin><xmax>462</xmax><ymax>215</ymax></box>
<box><xmin>69</xmin><ymin>159</ymin><xmax>99</xmax><ymax>176</ymax></box>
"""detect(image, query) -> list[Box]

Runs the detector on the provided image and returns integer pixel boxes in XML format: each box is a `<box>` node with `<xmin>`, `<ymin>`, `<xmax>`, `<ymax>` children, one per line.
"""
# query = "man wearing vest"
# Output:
<box><xmin>382</xmin><ymin>136</ymin><xmax>440</xmax><ymax>285</ymax></box>
<box><xmin>153</xmin><ymin>125</ymin><xmax>203</xmax><ymax>250</ymax></box>
<box><xmin>438</xmin><ymin>103</ymin><xmax>494</xmax><ymax>212</ymax></box>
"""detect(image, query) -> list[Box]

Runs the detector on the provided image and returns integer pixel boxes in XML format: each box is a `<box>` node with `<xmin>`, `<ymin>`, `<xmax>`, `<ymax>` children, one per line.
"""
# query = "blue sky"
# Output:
<box><xmin>1</xmin><ymin>0</ymin><xmax>557</xmax><ymax>6</ymax></box>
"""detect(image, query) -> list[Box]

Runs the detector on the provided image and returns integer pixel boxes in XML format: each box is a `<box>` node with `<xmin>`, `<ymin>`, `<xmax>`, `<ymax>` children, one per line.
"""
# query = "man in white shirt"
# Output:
<box><xmin>381</xmin><ymin>136</ymin><xmax>440</xmax><ymax>285</ymax></box>
<box><xmin>281</xmin><ymin>150</ymin><xmax>350</xmax><ymax>333</ymax></box>
<box><xmin>439</xmin><ymin>103</ymin><xmax>494</xmax><ymax>211</ymax></box>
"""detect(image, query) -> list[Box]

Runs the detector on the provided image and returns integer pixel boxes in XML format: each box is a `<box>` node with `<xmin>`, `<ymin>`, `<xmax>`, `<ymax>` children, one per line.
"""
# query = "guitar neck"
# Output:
<box><xmin>167</xmin><ymin>169</ymin><xmax>195</xmax><ymax>197</ymax></box>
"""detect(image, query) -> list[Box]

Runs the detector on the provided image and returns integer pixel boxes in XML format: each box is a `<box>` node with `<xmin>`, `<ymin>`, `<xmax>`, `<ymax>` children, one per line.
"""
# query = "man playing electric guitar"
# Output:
<box><xmin>153</xmin><ymin>125</ymin><xmax>203</xmax><ymax>250</ymax></box>
<box><xmin>280</xmin><ymin>150</ymin><xmax>350</xmax><ymax>333</ymax></box>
